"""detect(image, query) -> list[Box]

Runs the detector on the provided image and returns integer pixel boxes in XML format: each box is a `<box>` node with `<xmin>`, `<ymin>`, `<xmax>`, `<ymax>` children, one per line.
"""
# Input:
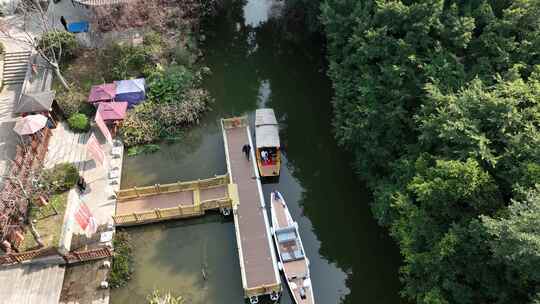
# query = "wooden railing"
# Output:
<box><xmin>116</xmin><ymin>174</ymin><xmax>230</xmax><ymax>202</ymax></box>
<box><xmin>0</xmin><ymin>246</ymin><xmax>113</xmax><ymax>266</ymax></box>
<box><xmin>0</xmin><ymin>247</ymin><xmax>59</xmax><ymax>265</ymax></box>
<box><xmin>113</xmin><ymin>197</ymin><xmax>233</xmax><ymax>226</ymax></box>
<box><xmin>64</xmin><ymin>247</ymin><xmax>113</xmax><ymax>264</ymax></box>
<box><xmin>222</xmin><ymin>116</ymin><xmax>248</xmax><ymax>129</ymax></box>
<box><xmin>245</xmin><ymin>283</ymin><xmax>282</xmax><ymax>298</ymax></box>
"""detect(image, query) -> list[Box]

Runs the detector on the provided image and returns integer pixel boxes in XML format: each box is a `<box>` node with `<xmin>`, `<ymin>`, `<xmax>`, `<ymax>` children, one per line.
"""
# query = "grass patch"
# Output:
<box><xmin>20</xmin><ymin>192</ymin><xmax>69</xmax><ymax>251</ymax></box>
<box><xmin>109</xmin><ymin>231</ymin><xmax>134</xmax><ymax>288</ymax></box>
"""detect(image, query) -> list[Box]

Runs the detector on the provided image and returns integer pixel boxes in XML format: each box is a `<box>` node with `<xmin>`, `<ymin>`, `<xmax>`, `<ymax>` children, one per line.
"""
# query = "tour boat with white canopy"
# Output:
<box><xmin>255</xmin><ymin>108</ymin><xmax>281</xmax><ymax>178</ymax></box>
<box><xmin>270</xmin><ymin>190</ymin><xmax>315</xmax><ymax>304</ymax></box>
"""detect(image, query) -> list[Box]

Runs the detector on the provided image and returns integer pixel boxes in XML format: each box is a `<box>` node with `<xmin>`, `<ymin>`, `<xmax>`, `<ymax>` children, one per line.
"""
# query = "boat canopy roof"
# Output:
<box><xmin>255</xmin><ymin>108</ymin><xmax>280</xmax><ymax>148</ymax></box>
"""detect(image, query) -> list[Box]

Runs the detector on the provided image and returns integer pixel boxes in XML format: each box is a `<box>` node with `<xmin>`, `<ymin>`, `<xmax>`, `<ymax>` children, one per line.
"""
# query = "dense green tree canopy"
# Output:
<box><xmin>319</xmin><ymin>0</ymin><xmax>540</xmax><ymax>303</ymax></box>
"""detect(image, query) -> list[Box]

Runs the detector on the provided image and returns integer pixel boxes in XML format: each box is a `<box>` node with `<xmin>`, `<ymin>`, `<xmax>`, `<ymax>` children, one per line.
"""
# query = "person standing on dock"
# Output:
<box><xmin>242</xmin><ymin>143</ymin><xmax>251</xmax><ymax>161</ymax></box>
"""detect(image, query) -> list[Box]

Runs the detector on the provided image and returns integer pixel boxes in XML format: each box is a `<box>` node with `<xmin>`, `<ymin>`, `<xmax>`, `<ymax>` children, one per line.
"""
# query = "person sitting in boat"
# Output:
<box><xmin>261</xmin><ymin>149</ymin><xmax>269</xmax><ymax>164</ymax></box>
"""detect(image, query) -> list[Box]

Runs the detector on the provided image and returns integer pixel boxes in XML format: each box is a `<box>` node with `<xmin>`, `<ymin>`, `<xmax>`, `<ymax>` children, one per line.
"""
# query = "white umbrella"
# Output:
<box><xmin>13</xmin><ymin>114</ymin><xmax>48</xmax><ymax>135</ymax></box>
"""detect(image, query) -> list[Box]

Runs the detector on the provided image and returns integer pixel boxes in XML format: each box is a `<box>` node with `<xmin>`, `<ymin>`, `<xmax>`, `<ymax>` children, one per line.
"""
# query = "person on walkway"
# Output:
<box><xmin>77</xmin><ymin>175</ymin><xmax>87</xmax><ymax>192</ymax></box>
<box><xmin>60</xmin><ymin>16</ymin><xmax>68</xmax><ymax>31</ymax></box>
<box><xmin>242</xmin><ymin>144</ymin><xmax>251</xmax><ymax>161</ymax></box>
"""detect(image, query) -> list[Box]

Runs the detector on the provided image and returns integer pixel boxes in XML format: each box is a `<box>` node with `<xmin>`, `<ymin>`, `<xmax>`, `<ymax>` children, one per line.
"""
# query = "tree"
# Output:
<box><xmin>0</xmin><ymin>0</ymin><xmax>76</xmax><ymax>89</ymax></box>
<box><xmin>321</xmin><ymin>0</ymin><xmax>540</xmax><ymax>303</ymax></box>
<box><xmin>482</xmin><ymin>186</ymin><xmax>540</xmax><ymax>300</ymax></box>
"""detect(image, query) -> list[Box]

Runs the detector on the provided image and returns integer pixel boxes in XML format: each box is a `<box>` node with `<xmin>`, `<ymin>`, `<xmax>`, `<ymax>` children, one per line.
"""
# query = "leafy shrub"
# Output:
<box><xmin>109</xmin><ymin>231</ymin><xmax>134</xmax><ymax>288</ymax></box>
<box><xmin>0</xmin><ymin>41</ymin><xmax>4</xmax><ymax>55</ymax></box>
<box><xmin>44</xmin><ymin>163</ymin><xmax>79</xmax><ymax>192</ymax></box>
<box><xmin>68</xmin><ymin>113</ymin><xmax>90</xmax><ymax>132</ymax></box>
<box><xmin>103</xmin><ymin>44</ymin><xmax>153</xmax><ymax>80</ymax></box>
<box><xmin>56</xmin><ymin>88</ymin><xmax>95</xmax><ymax>118</ymax></box>
<box><xmin>146</xmin><ymin>65</ymin><xmax>196</xmax><ymax>104</ymax></box>
<box><xmin>38</xmin><ymin>31</ymin><xmax>78</xmax><ymax>62</ymax></box>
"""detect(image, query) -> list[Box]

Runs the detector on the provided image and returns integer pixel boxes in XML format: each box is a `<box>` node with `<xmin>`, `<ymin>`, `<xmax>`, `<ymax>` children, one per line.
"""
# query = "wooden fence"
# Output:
<box><xmin>116</xmin><ymin>174</ymin><xmax>230</xmax><ymax>202</ymax></box>
<box><xmin>113</xmin><ymin>196</ymin><xmax>234</xmax><ymax>226</ymax></box>
<box><xmin>0</xmin><ymin>246</ymin><xmax>112</xmax><ymax>266</ymax></box>
<box><xmin>64</xmin><ymin>247</ymin><xmax>113</xmax><ymax>264</ymax></box>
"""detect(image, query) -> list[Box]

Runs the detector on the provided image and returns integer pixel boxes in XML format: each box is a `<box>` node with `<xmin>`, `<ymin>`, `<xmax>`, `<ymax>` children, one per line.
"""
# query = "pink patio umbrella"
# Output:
<box><xmin>88</xmin><ymin>83</ymin><xmax>116</xmax><ymax>103</ymax></box>
<box><xmin>13</xmin><ymin>114</ymin><xmax>48</xmax><ymax>135</ymax></box>
<box><xmin>97</xmin><ymin>102</ymin><xmax>128</xmax><ymax>121</ymax></box>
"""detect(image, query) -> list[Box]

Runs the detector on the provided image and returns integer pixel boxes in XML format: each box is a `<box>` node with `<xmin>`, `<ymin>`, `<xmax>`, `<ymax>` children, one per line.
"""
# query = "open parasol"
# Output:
<box><xmin>13</xmin><ymin>114</ymin><xmax>48</xmax><ymax>135</ymax></box>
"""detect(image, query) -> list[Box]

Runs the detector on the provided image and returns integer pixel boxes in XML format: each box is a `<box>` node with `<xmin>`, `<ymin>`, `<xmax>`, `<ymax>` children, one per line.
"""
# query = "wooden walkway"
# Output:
<box><xmin>221</xmin><ymin>117</ymin><xmax>281</xmax><ymax>301</ymax></box>
<box><xmin>113</xmin><ymin>175</ymin><xmax>237</xmax><ymax>226</ymax></box>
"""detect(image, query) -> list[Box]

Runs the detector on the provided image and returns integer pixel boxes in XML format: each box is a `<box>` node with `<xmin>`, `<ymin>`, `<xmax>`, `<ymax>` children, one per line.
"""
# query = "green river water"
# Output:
<box><xmin>112</xmin><ymin>1</ymin><xmax>403</xmax><ymax>303</ymax></box>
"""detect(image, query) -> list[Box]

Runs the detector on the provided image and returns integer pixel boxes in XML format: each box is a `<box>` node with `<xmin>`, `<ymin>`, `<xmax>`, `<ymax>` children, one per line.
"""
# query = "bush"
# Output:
<box><xmin>56</xmin><ymin>88</ymin><xmax>95</xmax><ymax>118</ymax></box>
<box><xmin>68</xmin><ymin>113</ymin><xmax>90</xmax><ymax>132</ymax></box>
<box><xmin>0</xmin><ymin>41</ymin><xmax>5</xmax><ymax>55</ymax></box>
<box><xmin>146</xmin><ymin>65</ymin><xmax>196</xmax><ymax>104</ymax></box>
<box><xmin>103</xmin><ymin>44</ymin><xmax>153</xmax><ymax>80</ymax></box>
<box><xmin>44</xmin><ymin>163</ymin><xmax>79</xmax><ymax>192</ymax></box>
<box><xmin>109</xmin><ymin>231</ymin><xmax>134</xmax><ymax>288</ymax></box>
<box><xmin>37</xmin><ymin>31</ymin><xmax>78</xmax><ymax>62</ymax></box>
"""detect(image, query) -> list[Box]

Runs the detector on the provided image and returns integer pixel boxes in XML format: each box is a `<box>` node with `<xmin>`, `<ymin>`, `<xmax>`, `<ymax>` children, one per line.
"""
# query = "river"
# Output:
<box><xmin>112</xmin><ymin>0</ymin><xmax>403</xmax><ymax>303</ymax></box>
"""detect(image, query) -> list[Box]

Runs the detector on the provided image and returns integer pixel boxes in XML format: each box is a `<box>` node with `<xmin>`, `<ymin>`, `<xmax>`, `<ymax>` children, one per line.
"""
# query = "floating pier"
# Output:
<box><xmin>221</xmin><ymin>116</ymin><xmax>282</xmax><ymax>303</ymax></box>
<box><xmin>113</xmin><ymin>174</ymin><xmax>237</xmax><ymax>226</ymax></box>
<box><xmin>111</xmin><ymin>116</ymin><xmax>282</xmax><ymax>303</ymax></box>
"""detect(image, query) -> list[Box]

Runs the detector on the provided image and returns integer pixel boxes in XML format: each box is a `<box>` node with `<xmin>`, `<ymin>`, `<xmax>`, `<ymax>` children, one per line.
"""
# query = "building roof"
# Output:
<box><xmin>97</xmin><ymin>102</ymin><xmax>128</xmax><ymax>121</ymax></box>
<box><xmin>14</xmin><ymin>91</ymin><xmax>55</xmax><ymax>114</ymax></box>
<box><xmin>255</xmin><ymin>108</ymin><xmax>278</xmax><ymax>126</ymax></box>
<box><xmin>88</xmin><ymin>83</ymin><xmax>116</xmax><ymax>103</ymax></box>
<box><xmin>114</xmin><ymin>78</ymin><xmax>145</xmax><ymax>94</ymax></box>
<box><xmin>255</xmin><ymin>108</ymin><xmax>280</xmax><ymax>148</ymax></box>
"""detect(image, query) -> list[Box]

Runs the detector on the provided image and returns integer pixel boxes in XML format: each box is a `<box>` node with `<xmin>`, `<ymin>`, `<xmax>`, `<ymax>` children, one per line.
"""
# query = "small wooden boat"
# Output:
<box><xmin>270</xmin><ymin>191</ymin><xmax>314</xmax><ymax>304</ymax></box>
<box><xmin>255</xmin><ymin>109</ymin><xmax>281</xmax><ymax>178</ymax></box>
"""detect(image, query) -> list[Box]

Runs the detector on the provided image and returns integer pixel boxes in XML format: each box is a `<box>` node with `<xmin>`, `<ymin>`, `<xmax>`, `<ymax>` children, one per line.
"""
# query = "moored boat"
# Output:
<box><xmin>270</xmin><ymin>191</ymin><xmax>314</xmax><ymax>304</ymax></box>
<box><xmin>255</xmin><ymin>108</ymin><xmax>281</xmax><ymax>178</ymax></box>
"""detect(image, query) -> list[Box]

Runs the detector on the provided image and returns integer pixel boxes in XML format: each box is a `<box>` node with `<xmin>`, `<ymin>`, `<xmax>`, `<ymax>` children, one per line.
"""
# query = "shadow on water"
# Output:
<box><xmin>115</xmin><ymin>0</ymin><xmax>404</xmax><ymax>303</ymax></box>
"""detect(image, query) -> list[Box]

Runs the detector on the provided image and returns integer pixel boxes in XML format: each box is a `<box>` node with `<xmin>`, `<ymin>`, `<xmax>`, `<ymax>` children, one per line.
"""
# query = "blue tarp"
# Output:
<box><xmin>67</xmin><ymin>21</ymin><xmax>89</xmax><ymax>33</ymax></box>
<box><xmin>114</xmin><ymin>78</ymin><xmax>146</xmax><ymax>108</ymax></box>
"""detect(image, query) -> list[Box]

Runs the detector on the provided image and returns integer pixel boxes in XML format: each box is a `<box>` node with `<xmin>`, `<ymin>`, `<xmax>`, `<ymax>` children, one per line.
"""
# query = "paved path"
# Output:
<box><xmin>0</xmin><ymin>263</ymin><xmax>66</xmax><ymax>304</ymax></box>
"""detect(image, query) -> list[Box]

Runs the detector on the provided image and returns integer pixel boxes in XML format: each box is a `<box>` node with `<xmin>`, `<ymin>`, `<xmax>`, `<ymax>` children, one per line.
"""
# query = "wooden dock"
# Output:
<box><xmin>222</xmin><ymin>117</ymin><xmax>282</xmax><ymax>302</ymax></box>
<box><xmin>110</xmin><ymin>117</ymin><xmax>281</xmax><ymax>302</ymax></box>
<box><xmin>113</xmin><ymin>174</ymin><xmax>238</xmax><ymax>226</ymax></box>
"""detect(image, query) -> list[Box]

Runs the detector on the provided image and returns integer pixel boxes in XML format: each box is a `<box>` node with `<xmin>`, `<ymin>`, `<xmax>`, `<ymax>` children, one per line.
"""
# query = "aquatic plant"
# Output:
<box><xmin>109</xmin><ymin>231</ymin><xmax>134</xmax><ymax>288</ymax></box>
<box><xmin>147</xmin><ymin>290</ymin><xmax>184</xmax><ymax>304</ymax></box>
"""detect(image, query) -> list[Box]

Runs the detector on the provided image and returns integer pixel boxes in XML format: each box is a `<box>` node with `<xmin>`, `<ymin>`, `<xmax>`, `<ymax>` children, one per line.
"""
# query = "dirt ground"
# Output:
<box><xmin>59</xmin><ymin>258</ymin><xmax>111</xmax><ymax>304</ymax></box>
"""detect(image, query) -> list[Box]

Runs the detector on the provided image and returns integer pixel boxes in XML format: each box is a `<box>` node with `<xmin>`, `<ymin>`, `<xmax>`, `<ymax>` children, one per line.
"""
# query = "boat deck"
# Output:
<box><xmin>222</xmin><ymin>117</ymin><xmax>281</xmax><ymax>298</ymax></box>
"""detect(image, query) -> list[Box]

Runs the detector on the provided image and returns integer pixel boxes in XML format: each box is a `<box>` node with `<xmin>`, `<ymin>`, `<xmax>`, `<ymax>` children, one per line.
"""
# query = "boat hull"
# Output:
<box><xmin>270</xmin><ymin>191</ymin><xmax>315</xmax><ymax>304</ymax></box>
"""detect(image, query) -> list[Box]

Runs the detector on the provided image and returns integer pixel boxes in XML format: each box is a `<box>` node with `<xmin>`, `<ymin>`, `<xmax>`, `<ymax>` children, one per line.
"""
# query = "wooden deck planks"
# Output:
<box><xmin>225</xmin><ymin>126</ymin><xmax>278</xmax><ymax>289</ymax></box>
<box><xmin>115</xmin><ymin>185</ymin><xmax>228</xmax><ymax>215</ymax></box>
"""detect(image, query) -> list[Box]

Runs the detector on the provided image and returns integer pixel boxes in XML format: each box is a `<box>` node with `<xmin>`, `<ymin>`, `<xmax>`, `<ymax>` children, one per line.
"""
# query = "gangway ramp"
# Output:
<box><xmin>113</xmin><ymin>174</ymin><xmax>237</xmax><ymax>226</ymax></box>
